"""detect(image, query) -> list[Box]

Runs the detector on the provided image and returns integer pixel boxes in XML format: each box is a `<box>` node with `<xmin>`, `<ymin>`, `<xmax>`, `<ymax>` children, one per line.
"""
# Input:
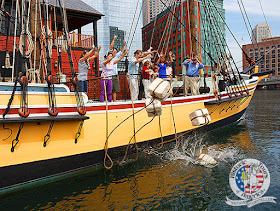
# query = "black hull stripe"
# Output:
<box><xmin>0</xmin><ymin>109</ymin><xmax>246</xmax><ymax>196</ymax></box>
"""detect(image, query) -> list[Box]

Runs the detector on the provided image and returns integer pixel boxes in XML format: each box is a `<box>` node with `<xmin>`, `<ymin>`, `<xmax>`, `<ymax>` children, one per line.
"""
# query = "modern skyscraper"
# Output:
<box><xmin>252</xmin><ymin>23</ymin><xmax>271</xmax><ymax>44</ymax></box>
<box><xmin>82</xmin><ymin>0</ymin><xmax>142</xmax><ymax>66</ymax></box>
<box><xmin>143</xmin><ymin>0</ymin><xmax>169</xmax><ymax>26</ymax></box>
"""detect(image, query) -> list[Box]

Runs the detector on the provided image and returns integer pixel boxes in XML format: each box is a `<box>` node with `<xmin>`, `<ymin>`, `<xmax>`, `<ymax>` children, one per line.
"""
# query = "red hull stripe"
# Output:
<box><xmin>0</xmin><ymin>87</ymin><xmax>256</xmax><ymax>116</ymax></box>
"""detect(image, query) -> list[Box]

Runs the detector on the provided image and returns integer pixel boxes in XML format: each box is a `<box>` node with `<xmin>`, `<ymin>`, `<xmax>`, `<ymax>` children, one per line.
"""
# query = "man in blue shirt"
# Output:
<box><xmin>183</xmin><ymin>56</ymin><xmax>204</xmax><ymax>96</ymax></box>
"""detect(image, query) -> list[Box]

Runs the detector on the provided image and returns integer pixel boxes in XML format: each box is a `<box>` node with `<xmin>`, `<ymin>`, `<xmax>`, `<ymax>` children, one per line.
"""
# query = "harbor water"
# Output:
<box><xmin>0</xmin><ymin>90</ymin><xmax>279</xmax><ymax>210</ymax></box>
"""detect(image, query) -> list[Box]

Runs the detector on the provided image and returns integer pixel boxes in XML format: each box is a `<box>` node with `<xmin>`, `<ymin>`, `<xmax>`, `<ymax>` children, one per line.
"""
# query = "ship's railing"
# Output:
<box><xmin>53</xmin><ymin>31</ymin><xmax>94</xmax><ymax>49</ymax></box>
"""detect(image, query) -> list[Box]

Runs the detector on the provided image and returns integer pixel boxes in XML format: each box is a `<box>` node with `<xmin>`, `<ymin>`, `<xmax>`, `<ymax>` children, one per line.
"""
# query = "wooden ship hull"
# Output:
<box><xmin>0</xmin><ymin>74</ymin><xmax>263</xmax><ymax>196</ymax></box>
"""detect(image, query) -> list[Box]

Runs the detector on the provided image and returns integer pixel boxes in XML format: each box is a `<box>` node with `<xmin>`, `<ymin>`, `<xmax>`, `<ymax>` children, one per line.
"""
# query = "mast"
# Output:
<box><xmin>189</xmin><ymin>0</ymin><xmax>197</xmax><ymax>56</ymax></box>
<box><xmin>30</xmin><ymin>0</ymin><xmax>41</xmax><ymax>82</ymax></box>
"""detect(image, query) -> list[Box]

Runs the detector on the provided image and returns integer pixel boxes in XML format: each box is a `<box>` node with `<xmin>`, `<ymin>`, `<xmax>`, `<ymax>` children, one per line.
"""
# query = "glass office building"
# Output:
<box><xmin>199</xmin><ymin>0</ymin><xmax>226</xmax><ymax>68</ymax></box>
<box><xmin>82</xmin><ymin>0</ymin><xmax>142</xmax><ymax>66</ymax></box>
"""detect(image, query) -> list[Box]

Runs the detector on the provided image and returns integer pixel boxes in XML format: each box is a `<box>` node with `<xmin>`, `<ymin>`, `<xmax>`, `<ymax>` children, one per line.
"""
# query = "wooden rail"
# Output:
<box><xmin>53</xmin><ymin>31</ymin><xmax>95</xmax><ymax>49</ymax></box>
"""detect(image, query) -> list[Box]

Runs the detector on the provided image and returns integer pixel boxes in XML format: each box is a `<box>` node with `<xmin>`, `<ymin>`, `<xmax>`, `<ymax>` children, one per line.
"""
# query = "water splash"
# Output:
<box><xmin>144</xmin><ymin>134</ymin><xmax>243</xmax><ymax>168</ymax></box>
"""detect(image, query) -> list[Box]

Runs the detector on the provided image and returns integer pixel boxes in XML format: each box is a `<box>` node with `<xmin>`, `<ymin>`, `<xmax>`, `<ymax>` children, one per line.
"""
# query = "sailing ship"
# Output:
<box><xmin>0</xmin><ymin>0</ymin><xmax>274</xmax><ymax>196</ymax></box>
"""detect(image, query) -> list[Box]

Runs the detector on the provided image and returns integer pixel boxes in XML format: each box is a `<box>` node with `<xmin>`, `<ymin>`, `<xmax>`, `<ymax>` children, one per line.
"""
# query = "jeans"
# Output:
<box><xmin>100</xmin><ymin>79</ymin><xmax>113</xmax><ymax>102</ymax></box>
<box><xmin>79</xmin><ymin>80</ymin><xmax>88</xmax><ymax>93</ymax></box>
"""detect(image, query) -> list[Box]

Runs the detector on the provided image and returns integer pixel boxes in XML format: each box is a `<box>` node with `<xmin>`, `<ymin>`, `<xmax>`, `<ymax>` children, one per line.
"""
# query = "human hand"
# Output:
<box><xmin>92</xmin><ymin>44</ymin><xmax>95</xmax><ymax>49</ymax></box>
<box><xmin>169</xmin><ymin>51</ymin><xmax>173</xmax><ymax>56</ymax></box>
<box><xmin>98</xmin><ymin>46</ymin><xmax>102</xmax><ymax>50</ymax></box>
<box><xmin>146</xmin><ymin>54</ymin><xmax>152</xmax><ymax>59</ymax></box>
<box><xmin>114</xmin><ymin>35</ymin><xmax>118</xmax><ymax>40</ymax></box>
<box><xmin>124</xmin><ymin>49</ymin><xmax>129</xmax><ymax>55</ymax></box>
<box><xmin>123</xmin><ymin>40</ymin><xmax>127</xmax><ymax>46</ymax></box>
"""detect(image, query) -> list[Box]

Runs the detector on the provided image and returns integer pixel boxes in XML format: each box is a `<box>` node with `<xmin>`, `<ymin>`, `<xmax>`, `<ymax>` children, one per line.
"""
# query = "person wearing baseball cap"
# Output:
<box><xmin>183</xmin><ymin>55</ymin><xmax>204</xmax><ymax>96</ymax></box>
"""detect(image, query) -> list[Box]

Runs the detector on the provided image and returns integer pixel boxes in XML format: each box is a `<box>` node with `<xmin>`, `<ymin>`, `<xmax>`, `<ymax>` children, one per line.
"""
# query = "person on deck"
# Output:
<box><xmin>107</xmin><ymin>35</ymin><xmax>127</xmax><ymax>102</ymax></box>
<box><xmin>142</xmin><ymin>60</ymin><xmax>153</xmax><ymax>98</ymax></box>
<box><xmin>100</xmin><ymin>50</ymin><xmax>128</xmax><ymax>102</ymax></box>
<box><xmin>128</xmin><ymin>50</ymin><xmax>155</xmax><ymax>101</ymax></box>
<box><xmin>156</xmin><ymin>51</ymin><xmax>173</xmax><ymax>80</ymax></box>
<box><xmin>78</xmin><ymin>45</ymin><xmax>101</xmax><ymax>93</ymax></box>
<box><xmin>166</xmin><ymin>64</ymin><xmax>173</xmax><ymax>82</ymax></box>
<box><xmin>183</xmin><ymin>55</ymin><xmax>204</xmax><ymax>96</ymax></box>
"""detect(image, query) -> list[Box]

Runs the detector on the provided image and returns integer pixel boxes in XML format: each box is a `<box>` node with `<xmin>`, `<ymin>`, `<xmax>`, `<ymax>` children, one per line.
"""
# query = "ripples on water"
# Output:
<box><xmin>0</xmin><ymin>90</ymin><xmax>279</xmax><ymax>210</ymax></box>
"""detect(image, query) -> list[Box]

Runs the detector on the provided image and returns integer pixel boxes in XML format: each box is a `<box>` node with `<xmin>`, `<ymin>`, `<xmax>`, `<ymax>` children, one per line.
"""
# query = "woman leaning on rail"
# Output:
<box><xmin>77</xmin><ymin>45</ymin><xmax>101</xmax><ymax>93</ymax></box>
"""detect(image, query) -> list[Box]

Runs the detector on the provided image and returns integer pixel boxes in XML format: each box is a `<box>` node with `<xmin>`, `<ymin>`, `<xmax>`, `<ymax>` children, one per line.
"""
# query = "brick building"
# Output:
<box><xmin>242</xmin><ymin>37</ymin><xmax>280</xmax><ymax>77</ymax></box>
<box><xmin>142</xmin><ymin>0</ymin><xmax>225</xmax><ymax>75</ymax></box>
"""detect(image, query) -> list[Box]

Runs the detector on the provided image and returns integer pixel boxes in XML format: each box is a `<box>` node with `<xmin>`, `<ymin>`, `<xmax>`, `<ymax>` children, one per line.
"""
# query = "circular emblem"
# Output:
<box><xmin>229</xmin><ymin>159</ymin><xmax>270</xmax><ymax>200</ymax></box>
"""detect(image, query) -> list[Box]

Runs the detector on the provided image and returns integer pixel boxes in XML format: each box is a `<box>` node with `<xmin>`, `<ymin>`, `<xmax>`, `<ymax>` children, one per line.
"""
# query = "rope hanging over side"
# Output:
<box><xmin>56</xmin><ymin>0</ymin><xmax>86</xmax><ymax>115</ymax></box>
<box><xmin>103</xmin><ymin>78</ymin><xmax>114</xmax><ymax>169</ymax></box>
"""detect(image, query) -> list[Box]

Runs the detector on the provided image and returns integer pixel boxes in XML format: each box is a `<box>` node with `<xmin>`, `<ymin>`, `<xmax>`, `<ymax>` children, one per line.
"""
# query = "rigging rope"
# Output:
<box><xmin>158</xmin><ymin>0</ymin><xmax>217</xmax><ymax>66</ymax></box>
<box><xmin>103</xmin><ymin>77</ymin><xmax>114</xmax><ymax>169</ymax></box>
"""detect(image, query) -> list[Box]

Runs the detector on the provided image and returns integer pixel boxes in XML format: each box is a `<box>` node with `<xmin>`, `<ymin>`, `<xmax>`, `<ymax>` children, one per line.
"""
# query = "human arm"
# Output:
<box><xmin>183</xmin><ymin>59</ymin><xmax>191</xmax><ymax>67</ymax></box>
<box><xmin>113</xmin><ymin>49</ymin><xmax>129</xmax><ymax>64</ymax></box>
<box><xmin>120</xmin><ymin>40</ymin><xmax>126</xmax><ymax>53</ymax></box>
<box><xmin>156</xmin><ymin>53</ymin><xmax>164</xmax><ymax>65</ymax></box>
<box><xmin>89</xmin><ymin>46</ymin><xmax>101</xmax><ymax>61</ymax></box>
<box><xmin>80</xmin><ymin>45</ymin><xmax>95</xmax><ymax>62</ymax></box>
<box><xmin>167</xmin><ymin>51</ymin><xmax>173</xmax><ymax>65</ymax></box>
<box><xmin>142</xmin><ymin>47</ymin><xmax>157</xmax><ymax>56</ymax></box>
<box><xmin>109</xmin><ymin>35</ymin><xmax>117</xmax><ymax>51</ymax></box>
<box><xmin>135</xmin><ymin>54</ymin><xmax>152</xmax><ymax>64</ymax></box>
<box><xmin>103</xmin><ymin>56</ymin><xmax>113</xmax><ymax>66</ymax></box>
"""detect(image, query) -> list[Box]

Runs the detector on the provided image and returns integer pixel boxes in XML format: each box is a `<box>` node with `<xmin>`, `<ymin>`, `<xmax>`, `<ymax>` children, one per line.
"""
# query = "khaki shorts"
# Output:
<box><xmin>112</xmin><ymin>75</ymin><xmax>120</xmax><ymax>92</ymax></box>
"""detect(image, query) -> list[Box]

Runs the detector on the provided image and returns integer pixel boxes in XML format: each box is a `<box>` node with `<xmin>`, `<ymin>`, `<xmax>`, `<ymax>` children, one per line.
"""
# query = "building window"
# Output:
<box><xmin>250</xmin><ymin>49</ymin><xmax>253</xmax><ymax>52</ymax></box>
<box><xmin>178</xmin><ymin>57</ymin><xmax>182</xmax><ymax>67</ymax></box>
<box><xmin>177</xmin><ymin>10</ymin><xmax>180</xmax><ymax>19</ymax></box>
<box><xmin>178</xmin><ymin>34</ymin><xmax>181</xmax><ymax>43</ymax></box>
<box><xmin>178</xmin><ymin>22</ymin><xmax>181</xmax><ymax>31</ymax></box>
<box><xmin>178</xmin><ymin>45</ymin><xmax>181</xmax><ymax>55</ymax></box>
<box><xmin>266</xmin><ymin>46</ymin><xmax>270</xmax><ymax>50</ymax></box>
<box><xmin>173</xmin><ymin>36</ymin><xmax>176</xmax><ymax>45</ymax></box>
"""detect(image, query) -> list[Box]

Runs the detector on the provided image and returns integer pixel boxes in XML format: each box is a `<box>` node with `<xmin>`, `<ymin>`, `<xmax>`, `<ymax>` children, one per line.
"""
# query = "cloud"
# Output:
<box><xmin>224</xmin><ymin>0</ymin><xmax>280</xmax><ymax>18</ymax></box>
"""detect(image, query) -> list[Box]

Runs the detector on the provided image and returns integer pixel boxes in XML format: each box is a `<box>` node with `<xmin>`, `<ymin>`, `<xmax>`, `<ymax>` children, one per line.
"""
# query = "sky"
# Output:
<box><xmin>224</xmin><ymin>0</ymin><xmax>280</xmax><ymax>67</ymax></box>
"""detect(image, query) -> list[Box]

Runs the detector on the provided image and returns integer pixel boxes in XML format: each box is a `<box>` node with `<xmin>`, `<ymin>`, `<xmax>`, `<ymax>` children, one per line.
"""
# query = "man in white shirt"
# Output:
<box><xmin>107</xmin><ymin>36</ymin><xmax>126</xmax><ymax>102</ymax></box>
<box><xmin>128</xmin><ymin>50</ymin><xmax>155</xmax><ymax>101</ymax></box>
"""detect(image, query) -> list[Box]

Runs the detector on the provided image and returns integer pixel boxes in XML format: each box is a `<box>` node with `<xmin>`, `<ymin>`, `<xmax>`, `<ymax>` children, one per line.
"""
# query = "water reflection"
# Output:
<box><xmin>0</xmin><ymin>124</ymin><xmax>259</xmax><ymax>211</ymax></box>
